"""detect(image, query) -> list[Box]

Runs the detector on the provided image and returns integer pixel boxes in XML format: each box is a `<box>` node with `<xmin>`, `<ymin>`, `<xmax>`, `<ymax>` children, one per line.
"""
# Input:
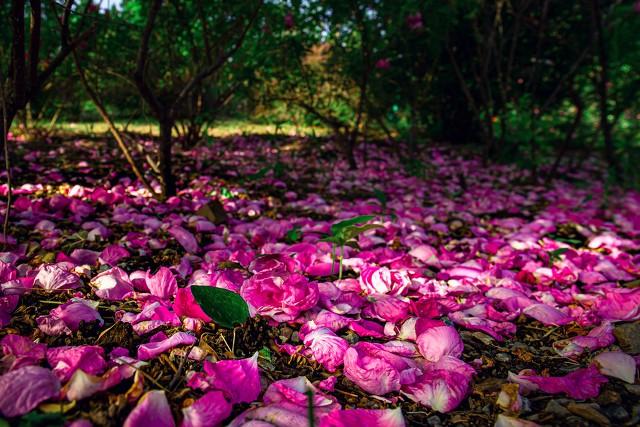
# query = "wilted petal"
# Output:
<box><xmin>99</xmin><ymin>244</ymin><xmax>130</xmax><ymax>266</ymax></box>
<box><xmin>416</xmin><ymin>326</ymin><xmax>464</xmax><ymax>362</ymax></box>
<box><xmin>138</xmin><ymin>332</ymin><xmax>197</xmax><ymax>361</ymax></box>
<box><xmin>202</xmin><ymin>352</ymin><xmax>261</xmax><ymax>404</ymax></box>
<box><xmin>47</xmin><ymin>345</ymin><xmax>107</xmax><ymax>382</ymax></box>
<box><xmin>593</xmin><ymin>351</ymin><xmax>636</xmax><ymax>383</ymax></box>
<box><xmin>320</xmin><ymin>407</ymin><xmax>405</xmax><ymax>427</ymax></box>
<box><xmin>0</xmin><ymin>366</ymin><xmax>60</xmax><ymax>417</ymax></box>
<box><xmin>522</xmin><ymin>304</ymin><xmax>572</xmax><ymax>326</ymax></box>
<box><xmin>124</xmin><ymin>390</ymin><xmax>175</xmax><ymax>427</ymax></box>
<box><xmin>303</xmin><ymin>328</ymin><xmax>348</xmax><ymax>372</ymax></box>
<box><xmin>146</xmin><ymin>267</ymin><xmax>178</xmax><ymax>299</ymax></box>
<box><xmin>91</xmin><ymin>267</ymin><xmax>134</xmax><ymax>300</ymax></box>
<box><xmin>0</xmin><ymin>334</ymin><xmax>47</xmax><ymax>371</ymax></box>
<box><xmin>180</xmin><ymin>390</ymin><xmax>232</xmax><ymax>427</ymax></box>
<box><xmin>37</xmin><ymin>298</ymin><xmax>103</xmax><ymax>336</ymax></box>
<box><xmin>508</xmin><ymin>366</ymin><xmax>607</xmax><ymax>399</ymax></box>
<box><xmin>34</xmin><ymin>264</ymin><xmax>81</xmax><ymax>290</ymax></box>
<box><xmin>169</xmin><ymin>226</ymin><xmax>199</xmax><ymax>253</ymax></box>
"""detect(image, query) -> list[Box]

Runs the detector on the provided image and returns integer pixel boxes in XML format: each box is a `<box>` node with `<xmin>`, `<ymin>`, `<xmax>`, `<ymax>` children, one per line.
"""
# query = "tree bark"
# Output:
<box><xmin>159</xmin><ymin>119</ymin><xmax>176</xmax><ymax>198</ymax></box>
<box><xmin>591</xmin><ymin>0</ymin><xmax>618</xmax><ymax>179</ymax></box>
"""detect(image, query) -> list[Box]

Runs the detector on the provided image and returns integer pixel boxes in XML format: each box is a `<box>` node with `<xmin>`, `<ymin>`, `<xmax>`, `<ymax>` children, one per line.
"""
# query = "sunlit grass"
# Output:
<box><xmin>49</xmin><ymin>119</ymin><xmax>329</xmax><ymax>138</ymax></box>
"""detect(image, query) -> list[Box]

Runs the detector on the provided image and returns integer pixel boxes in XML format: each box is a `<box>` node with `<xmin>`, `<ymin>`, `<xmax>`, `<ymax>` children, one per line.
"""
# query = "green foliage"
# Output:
<box><xmin>17</xmin><ymin>412</ymin><xmax>64</xmax><ymax>427</ymax></box>
<box><xmin>191</xmin><ymin>286</ymin><xmax>250</xmax><ymax>329</ymax></box>
<box><xmin>322</xmin><ymin>215</ymin><xmax>382</xmax><ymax>279</ymax></box>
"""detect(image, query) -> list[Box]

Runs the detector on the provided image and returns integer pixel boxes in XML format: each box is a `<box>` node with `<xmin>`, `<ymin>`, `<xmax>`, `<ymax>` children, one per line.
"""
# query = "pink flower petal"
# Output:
<box><xmin>508</xmin><ymin>366</ymin><xmax>607</xmax><ymax>399</ymax></box>
<box><xmin>146</xmin><ymin>267</ymin><xmax>178</xmax><ymax>299</ymax></box>
<box><xmin>138</xmin><ymin>332</ymin><xmax>197</xmax><ymax>361</ymax></box>
<box><xmin>416</xmin><ymin>326</ymin><xmax>464</xmax><ymax>362</ymax></box>
<box><xmin>47</xmin><ymin>345</ymin><xmax>107</xmax><ymax>382</ymax></box>
<box><xmin>91</xmin><ymin>267</ymin><xmax>134</xmax><ymax>300</ymax></box>
<box><xmin>0</xmin><ymin>366</ymin><xmax>60</xmax><ymax>417</ymax></box>
<box><xmin>320</xmin><ymin>408</ymin><xmax>406</xmax><ymax>427</ymax></box>
<box><xmin>303</xmin><ymin>327</ymin><xmax>348</xmax><ymax>372</ymax></box>
<box><xmin>593</xmin><ymin>351</ymin><xmax>637</xmax><ymax>383</ymax></box>
<box><xmin>34</xmin><ymin>264</ymin><xmax>81</xmax><ymax>290</ymax></box>
<box><xmin>180</xmin><ymin>390</ymin><xmax>232</xmax><ymax>427</ymax></box>
<box><xmin>124</xmin><ymin>390</ymin><xmax>175</xmax><ymax>427</ymax></box>
<box><xmin>168</xmin><ymin>226</ymin><xmax>199</xmax><ymax>253</ymax></box>
<box><xmin>202</xmin><ymin>352</ymin><xmax>261</xmax><ymax>404</ymax></box>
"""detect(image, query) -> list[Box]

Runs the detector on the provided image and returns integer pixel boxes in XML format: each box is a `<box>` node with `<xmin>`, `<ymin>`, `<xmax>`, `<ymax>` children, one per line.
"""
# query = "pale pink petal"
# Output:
<box><xmin>495</xmin><ymin>414</ymin><xmax>541</xmax><ymax>427</ymax></box>
<box><xmin>124</xmin><ymin>390</ymin><xmax>175</xmax><ymax>427</ymax></box>
<box><xmin>0</xmin><ymin>366</ymin><xmax>60</xmax><ymax>417</ymax></box>
<box><xmin>593</xmin><ymin>351</ymin><xmax>637</xmax><ymax>383</ymax></box>
<box><xmin>416</xmin><ymin>326</ymin><xmax>464</xmax><ymax>362</ymax></box>
<box><xmin>138</xmin><ymin>332</ymin><xmax>197</xmax><ymax>361</ymax></box>
<box><xmin>91</xmin><ymin>267</ymin><xmax>134</xmax><ymax>300</ymax></box>
<box><xmin>34</xmin><ymin>264</ymin><xmax>81</xmax><ymax>290</ymax></box>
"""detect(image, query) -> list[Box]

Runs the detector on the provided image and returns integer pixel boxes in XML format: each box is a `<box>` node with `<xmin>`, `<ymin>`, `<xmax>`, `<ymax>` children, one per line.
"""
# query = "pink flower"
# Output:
<box><xmin>264</xmin><ymin>376</ymin><xmax>340</xmax><ymax>416</ymax></box>
<box><xmin>508</xmin><ymin>365</ymin><xmax>607</xmax><ymax>399</ymax></box>
<box><xmin>37</xmin><ymin>298</ymin><xmax>103</xmax><ymax>336</ymax></box>
<box><xmin>343</xmin><ymin>342</ymin><xmax>417</xmax><ymax>395</ymax></box>
<box><xmin>145</xmin><ymin>267</ymin><xmax>178</xmax><ymax>299</ymax></box>
<box><xmin>303</xmin><ymin>327</ymin><xmax>348</xmax><ymax>372</ymax></box>
<box><xmin>181</xmin><ymin>390</ymin><xmax>232</xmax><ymax>427</ymax></box>
<box><xmin>402</xmin><ymin>356</ymin><xmax>475</xmax><ymax>412</ymax></box>
<box><xmin>593</xmin><ymin>351</ymin><xmax>637</xmax><ymax>383</ymax></box>
<box><xmin>284</xmin><ymin>12</ymin><xmax>295</xmax><ymax>29</ymax></box>
<box><xmin>124</xmin><ymin>390</ymin><xmax>175</xmax><ymax>427</ymax></box>
<box><xmin>34</xmin><ymin>263</ymin><xmax>81</xmax><ymax>290</ymax></box>
<box><xmin>0</xmin><ymin>366</ymin><xmax>60</xmax><ymax>417</ymax></box>
<box><xmin>91</xmin><ymin>267</ymin><xmax>134</xmax><ymax>300</ymax></box>
<box><xmin>358</xmin><ymin>266</ymin><xmax>410</xmax><ymax>296</ymax></box>
<box><xmin>138</xmin><ymin>332</ymin><xmax>197</xmax><ymax>361</ymax></box>
<box><xmin>416</xmin><ymin>326</ymin><xmax>463</xmax><ymax>362</ymax></box>
<box><xmin>375</xmin><ymin>58</ymin><xmax>391</xmax><ymax>70</ymax></box>
<box><xmin>320</xmin><ymin>408</ymin><xmax>406</xmax><ymax>427</ymax></box>
<box><xmin>240</xmin><ymin>272</ymin><xmax>319</xmax><ymax>321</ymax></box>
<box><xmin>406</xmin><ymin>12</ymin><xmax>423</xmax><ymax>31</ymax></box>
<box><xmin>47</xmin><ymin>345</ymin><xmax>107</xmax><ymax>382</ymax></box>
<box><xmin>595</xmin><ymin>288</ymin><xmax>640</xmax><ymax>321</ymax></box>
<box><xmin>168</xmin><ymin>226</ymin><xmax>199</xmax><ymax>253</ymax></box>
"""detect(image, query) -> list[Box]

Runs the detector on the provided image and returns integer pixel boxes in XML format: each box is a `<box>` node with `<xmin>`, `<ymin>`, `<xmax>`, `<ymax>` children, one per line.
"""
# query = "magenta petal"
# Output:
<box><xmin>416</xmin><ymin>326</ymin><xmax>464</xmax><ymax>362</ymax></box>
<box><xmin>99</xmin><ymin>244</ymin><xmax>130</xmax><ymax>266</ymax></box>
<box><xmin>168</xmin><ymin>226</ymin><xmax>199</xmax><ymax>253</ymax></box>
<box><xmin>0</xmin><ymin>334</ymin><xmax>47</xmax><ymax>371</ymax></box>
<box><xmin>320</xmin><ymin>408</ymin><xmax>406</xmax><ymax>427</ymax></box>
<box><xmin>180</xmin><ymin>390</ymin><xmax>232</xmax><ymax>427</ymax></box>
<box><xmin>0</xmin><ymin>366</ymin><xmax>60</xmax><ymax>417</ymax></box>
<box><xmin>228</xmin><ymin>406</ymin><xmax>310</xmax><ymax>427</ymax></box>
<box><xmin>174</xmin><ymin>287</ymin><xmax>212</xmax><ymax>322</ymax></box>
<box><xmin>137</xmin><ymin>332</ymin><xmax>197</xmax><ymax>361</ymax></box>
<box><xmin>47</xmin><ymin>345</ymin><xmax>107</xmax><ymax>382</ymax></box>
<box><xmin>509</xmin><ymin>366</ymin><xmax>607</xmax><ymax>399</ymax></box>
<box><xmin>146</xmin><ymin>267</ymin><xmax>178</xmax><ymax>299</ymax></box>
<box><xmin>203</xmin><ymin>352</ymin><xmax>261</xmax><ymax>404</ymax></box>
<box><xmin>124</xmin><ymin>390</ymin><xmax>175</xmax><ymax>427</ymax></box>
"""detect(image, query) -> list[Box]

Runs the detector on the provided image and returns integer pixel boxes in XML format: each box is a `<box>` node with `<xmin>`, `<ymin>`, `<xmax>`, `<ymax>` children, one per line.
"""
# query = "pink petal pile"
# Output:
<box><xmin>0</xmin><ymin>135</ymin><xmax>638</xmax><ymax>426</ymax></box>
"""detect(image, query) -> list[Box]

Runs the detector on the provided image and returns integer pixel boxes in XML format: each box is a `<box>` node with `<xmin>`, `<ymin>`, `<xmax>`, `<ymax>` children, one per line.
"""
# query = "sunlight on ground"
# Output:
<box><xmin>55</xmin><ymin>120</ymin><xmax>329</xmax><ymax>138</ymax></box>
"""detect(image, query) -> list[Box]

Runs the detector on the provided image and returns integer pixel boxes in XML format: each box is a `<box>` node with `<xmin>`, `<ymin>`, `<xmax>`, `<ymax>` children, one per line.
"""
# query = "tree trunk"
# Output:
<box><xmin>591</xmin><ymin>0</ymin><xmax>618</xmax><ymax>180</ymax></box>
<box><xmin>159</xmin><ymin>119</ymin><xmax>176</xmax><ymax>198</ymax></box>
